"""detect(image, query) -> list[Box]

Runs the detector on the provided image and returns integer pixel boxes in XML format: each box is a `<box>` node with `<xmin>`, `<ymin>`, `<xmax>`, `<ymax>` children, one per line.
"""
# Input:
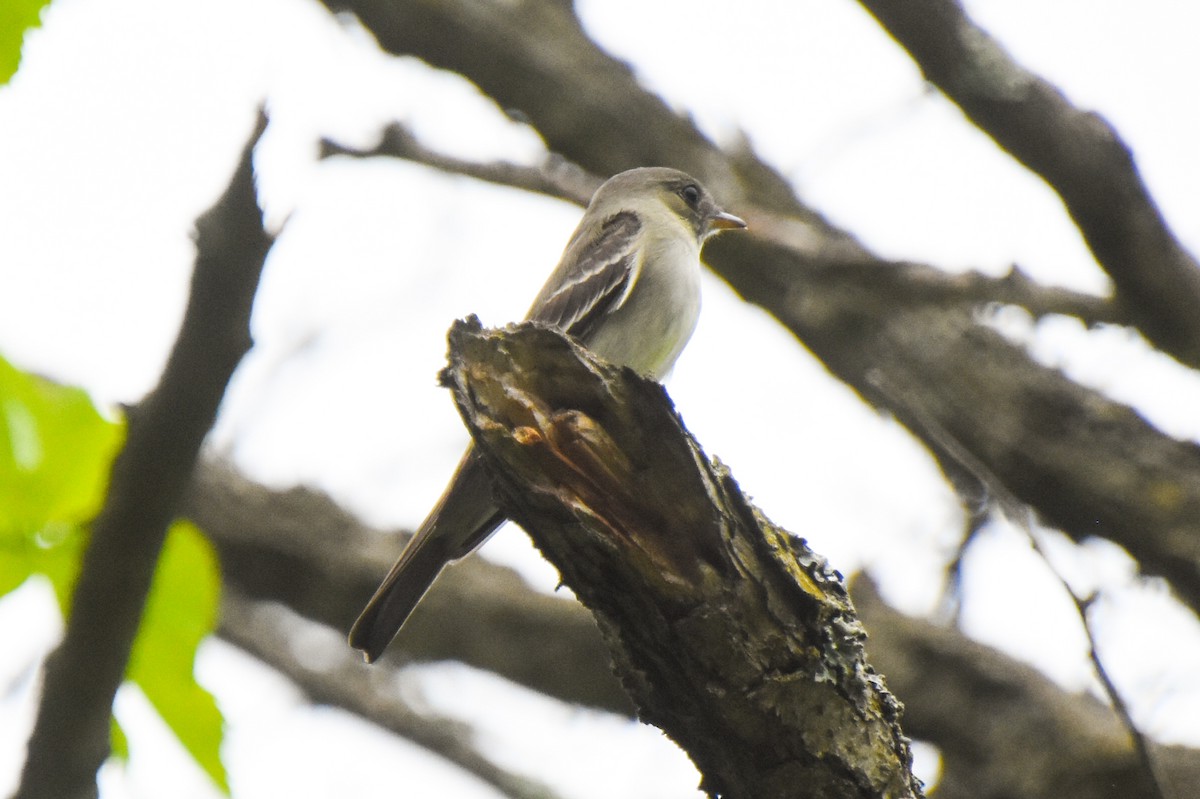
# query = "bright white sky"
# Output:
<box><xmin>2</xmin><ymin>0</ymin><xmax>1200</xmax><ymax>796</ymax></box>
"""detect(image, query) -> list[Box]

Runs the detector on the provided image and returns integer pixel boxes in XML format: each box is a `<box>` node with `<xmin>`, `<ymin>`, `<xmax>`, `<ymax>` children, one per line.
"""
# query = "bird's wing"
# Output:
<box><xmin>530</xmin><ymin>211</ymin><xmax>642</xmax><ymax>343</ymax></box>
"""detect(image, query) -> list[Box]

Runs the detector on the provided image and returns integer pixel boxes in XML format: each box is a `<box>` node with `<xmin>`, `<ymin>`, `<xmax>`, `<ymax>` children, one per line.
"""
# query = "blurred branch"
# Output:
<box><xmin>218</xmin><ymin>591</ymin><xmax>566</xmax><ymax>799</ymax></box>
<box><xmin>856</xmin><ymin>0</ymin><xmax>1200</xmax><ymax>368</ymax></box>
<box><xmin>188</xmin><ymin>452</ymin><xmax>1200</xmax><ymax>799</ymax></box>
<box><xmin>16</xmin><ymin>111</ymin><xmax>273</xmax><ymax>799</ymax></box>
<box><xmin>440</xmin><ymin>319</ymin><xmax>923</xmax><ymax>799</ymax></box>
<box><xmin>853</xmin><ymin>580</ymin><xmax>1200</xmax><ymax>799</ymax></box>
<box><xmin>317</xmin><ymin>0</ymin><xmax>824</xmax><ymax>227</ymax></box>
<box><xmin>320</xmin><ymin>122</ymin><xmax>599</xmax><ymax>205</ymax></box>
<box><xmin>186</xmin><ymin>456</ymin><xmax>1200</xmax><ymax>797</ymax></box>
<box><xmin>858</xmin><ymin>260</ymin><xmax>1126</xmax><ymax>324</ymax></box>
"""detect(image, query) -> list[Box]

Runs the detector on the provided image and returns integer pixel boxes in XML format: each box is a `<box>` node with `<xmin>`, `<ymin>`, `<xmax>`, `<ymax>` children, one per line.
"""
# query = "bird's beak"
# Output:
<box><xmin>708</xmin><ymin>210</ymin><xmax>747</xmax><ymax>232</ymax></box>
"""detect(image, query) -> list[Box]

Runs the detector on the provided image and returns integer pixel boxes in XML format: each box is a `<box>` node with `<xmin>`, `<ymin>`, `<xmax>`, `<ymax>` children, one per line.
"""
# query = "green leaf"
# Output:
<box><xmin>0</xmin><ymin>0</ymin><xmax>52</xmax><ymax>85</ymax></box>
<box><xmin>0</xmin><ymin>354</ymin><xmax>122</xmax><ymax>526</ymax></box>
<box><xmin>0</xmin><ymin>353</ymin><xmax>123</xmax><ymax>605</ymax></box>
<box><xmin>0</xmin><ymin>356</ymin><xmax>228</xmax><ymax>790</ymax></box>
<box><xmin>127</xmin><ymin>520</ymin><xmax>228</xmax><ymax>793</ymax></box>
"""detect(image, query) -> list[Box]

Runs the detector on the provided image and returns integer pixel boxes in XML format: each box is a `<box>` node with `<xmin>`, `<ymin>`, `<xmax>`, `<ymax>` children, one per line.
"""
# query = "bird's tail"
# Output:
<box><xmin>348</xmin><ymin>448</ymin><xmax>504</xmax><ymax>662</ymax></box>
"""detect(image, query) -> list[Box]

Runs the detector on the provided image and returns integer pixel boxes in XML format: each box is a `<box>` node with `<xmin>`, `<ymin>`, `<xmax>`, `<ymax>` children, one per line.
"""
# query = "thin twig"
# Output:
<box><xmin>868</xmin><ymin>371</ymin><xmax>1169</xmax><ymax>799</ymax></box>
<box><xmin>1015</xmin><ymin>508</ymin><xmax>1169</xmax><ymax>799</ymax></box>
<box><xmin>320</xmin><ymin>122</ymin><xmax>598</xmax><ymax>205</ymax></box>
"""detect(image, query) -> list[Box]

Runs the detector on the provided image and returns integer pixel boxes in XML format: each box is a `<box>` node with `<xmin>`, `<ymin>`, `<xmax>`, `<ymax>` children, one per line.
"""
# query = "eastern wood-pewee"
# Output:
<box><xmin>349</xmin><ymin>167</ymin><xmax>746</xmax><ymax>662</ymax></box>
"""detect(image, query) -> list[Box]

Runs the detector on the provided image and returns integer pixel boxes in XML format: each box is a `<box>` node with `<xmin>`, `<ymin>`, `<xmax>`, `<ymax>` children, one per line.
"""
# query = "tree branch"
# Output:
<box><xmin>317</xmin><ymin>0</ymin><xmax>842</xmax><ymax>234</ymax></box>
<box><xmin>218</xmin><ymin>591</ymin><xmax>566</xmax><ymax>799</ymax></box>
<box><xmin>185</xmin><ymin>458</ymin><xmax>1200</xmax><ymax>798</ymax></box>
<box><xmin>440</xmin><ymin>318</ymin><xmax>923</xmax><ymax>799</ymax></box>
<box><xmin>320</xmin><ymin>122</ymin><xmax>599</xmax><ymax>206</ymax></box>
<box><xmin>16</xmin><ymin>110</ymin><xmax>273</xmax><ymax>799</ymax></box>
<box><xmin>855</xmin><ymin>0</ymin><xmax>1200</xmax><ymax>368</ymax></box>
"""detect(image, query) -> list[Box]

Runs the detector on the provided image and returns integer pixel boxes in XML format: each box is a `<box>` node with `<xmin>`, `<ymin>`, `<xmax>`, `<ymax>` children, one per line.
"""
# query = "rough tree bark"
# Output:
<box><xmin>437</xmin><ymin>317</ymin><xmax>922</xmax><ymax>799</ymax></box>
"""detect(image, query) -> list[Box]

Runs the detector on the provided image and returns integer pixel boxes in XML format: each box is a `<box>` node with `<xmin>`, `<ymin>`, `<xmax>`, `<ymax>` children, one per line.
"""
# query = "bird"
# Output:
<box><xmin>349</xmin><ymin>167</ymin><xmax>746</xmax><ymax>662</ymax></box>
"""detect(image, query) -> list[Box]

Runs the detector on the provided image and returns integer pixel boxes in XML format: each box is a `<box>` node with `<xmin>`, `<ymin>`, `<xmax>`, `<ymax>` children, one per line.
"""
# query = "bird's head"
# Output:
<box><xmin>593</xmin><ymin>167</ymin><xmax>747</xmax><ymax>242</ymax></box>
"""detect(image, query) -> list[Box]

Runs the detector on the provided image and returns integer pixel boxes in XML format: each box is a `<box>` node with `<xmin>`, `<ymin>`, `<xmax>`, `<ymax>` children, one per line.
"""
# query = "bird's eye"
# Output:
<box><xmin>679</xmin><ymin>184</ymin><xmax>701</xmax><ymax>209</ymax></box>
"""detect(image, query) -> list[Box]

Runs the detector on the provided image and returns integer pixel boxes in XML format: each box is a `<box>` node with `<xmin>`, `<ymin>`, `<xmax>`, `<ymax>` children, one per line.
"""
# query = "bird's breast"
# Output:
<box><xmin>584</xmin><ymin>233</ymin><xmax>701</xmax><ymax>380</ymax></box>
